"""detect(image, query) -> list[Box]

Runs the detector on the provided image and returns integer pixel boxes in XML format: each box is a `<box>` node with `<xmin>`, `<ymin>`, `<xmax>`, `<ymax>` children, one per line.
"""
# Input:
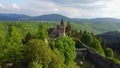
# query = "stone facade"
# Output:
<box><xmin>48</xmin><ymin>19</ymin><xmax>66</xmax><ymax>38</ymax></box>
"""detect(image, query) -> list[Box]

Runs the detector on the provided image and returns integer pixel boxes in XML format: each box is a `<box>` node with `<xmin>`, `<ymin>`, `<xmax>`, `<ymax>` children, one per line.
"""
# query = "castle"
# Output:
<box><xmin>48</xmin><ymin>19</ymin><xmax>66</xmax><ymax>38</ymax></box>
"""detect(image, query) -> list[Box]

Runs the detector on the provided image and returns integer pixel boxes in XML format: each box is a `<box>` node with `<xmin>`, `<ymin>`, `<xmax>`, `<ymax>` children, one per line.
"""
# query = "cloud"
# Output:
<box><xmin>88</xmin><ymin>0</ymin><xmax>120</xmax><ymax>18</ymax></box>
<box><xmin>54</xmin><ymin>8</ymin><xmax>59</xmax><ymax>11</ymax></box>
<box><xmin>23</xmin><ymin>0</ymin><xmax>120</xmax><ymax>18</ymax></box>
<box><xmin>12</xmin><ymin>4</ymin><xmax>20</xmax><ymax>10</ymax></box>
<box><xmin>0</xmin><ymin>0</ymin><xmax>120</xmax><ymax>18</ymax></box>
<box><xmin>33</xmin><ymin>0</ymin><xmax>116</xmax><ymax>18</ymax></box>
<box><xmin>52</xmin><ymin>0</ymin><xmax>110</xmax><ymax>4</ymax></box>
<box><xmin>26</xmin><ymin>0</ymin><xmax>82</xmax><ymax>17</ymax></box>
<box><xmin>0</xmin><ymin>3</ymin><xmax>4</xmax><ymax>8</ymax></box>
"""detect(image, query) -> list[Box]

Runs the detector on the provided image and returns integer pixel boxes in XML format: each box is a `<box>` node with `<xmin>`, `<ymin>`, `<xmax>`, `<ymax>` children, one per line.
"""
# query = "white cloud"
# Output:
<box><xmin>54</xmin><ymin>8</ymin><xmax>59</xmax><ymax>11</ymax></box>
<box><xmin>90</xmin><ymin>0</ymin><xmax>120</xmax><ymax>18</ymax></box>
<box><xmin>25</xmin><ymin>0</ymin><xmax>81</xmax><ymax>17</ymax></box>
<box><xmin>0</xmin><ymin>0</ymin><xmax>120</xmax><ymax>18</ymax></box>
<box><xmin>59</xmin><ymin>7</ymin><xmax>81</xmax><ymax>18</ymax></box>
<box><xmin>12</xmin><ymin>4</ymin><xmax>20</xmax><ymax>10</ymax></box>
<box><xmin>64</xmin><ymin>0</ymin><xmax>120</xmax><ymax>18</ymax></box>
<box><xmin>0</xmin><ymin>3</ymin><xmax>4</xmax><ymax>8</ymax></box>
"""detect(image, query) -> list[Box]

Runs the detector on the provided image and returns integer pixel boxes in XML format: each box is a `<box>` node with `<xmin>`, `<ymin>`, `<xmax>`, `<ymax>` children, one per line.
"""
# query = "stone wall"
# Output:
<box><xmin>87</xmin><ymin>49</ymin><xmax>120</xmax><ymax>68</ymax></box>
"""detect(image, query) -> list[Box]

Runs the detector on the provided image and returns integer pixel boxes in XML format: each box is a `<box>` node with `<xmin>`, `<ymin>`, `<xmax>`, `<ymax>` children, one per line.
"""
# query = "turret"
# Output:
<box><xmin>58</xmin><ymin>19</ymin><xmax>66</xmax><ymax>36</ymax></box>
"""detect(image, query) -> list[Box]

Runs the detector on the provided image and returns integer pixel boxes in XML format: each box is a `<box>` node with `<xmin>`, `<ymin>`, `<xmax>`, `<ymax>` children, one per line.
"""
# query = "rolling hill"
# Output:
<box><xmin>97</xmin><ymin>31</ymin><xmax>120</xmax><ymax>43</ymax></box>
<box><xmin>0</xmin><ymin>13</ymin><xmax>120</xmax><ymax>23</ymax></box>
<box><xmin>0</xmin><ymin>14</ymin><xmax>71</xmax><ymax>21</ymax></box>
<box><xmin>97</xmin><ymin>31</ymin><xmax>120</xmax><ymax>51</ymax></box>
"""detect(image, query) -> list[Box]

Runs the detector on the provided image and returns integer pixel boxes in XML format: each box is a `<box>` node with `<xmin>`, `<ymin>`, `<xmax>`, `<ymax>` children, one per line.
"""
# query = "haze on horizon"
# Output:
<box><xmin>0</xmin><ymin>0</ymin><xmax>120</xmax><ymax>19</ymax></box>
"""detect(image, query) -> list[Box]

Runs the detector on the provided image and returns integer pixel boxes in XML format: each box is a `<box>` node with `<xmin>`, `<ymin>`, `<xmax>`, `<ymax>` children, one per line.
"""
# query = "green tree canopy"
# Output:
<box><xmin>25</xmin><ymin>39</ymin><xmax>52</xmax><ymax>68</ymax></box>
<box><xmin>106</xmin><ymin>48</ymin><xmax>114</xmax><ymax>58</ymax></box>
<box><xmin>4</xmin><ymin>26</ymin><xmax>24</xmax><ymax>63</ymax></box>
<box><xmin>66</xmin><ymin>22</ymin><xmax>72</xmax><ymax>36</ymax></box>
<box><xmin>81</xmin><ymin>32</ymin><xmax>105</xmax><ymax>56</ymax></box>
<box><xmin>0</xmin><ymin>33</ymin><xmax>5</xmax><ymax>64</ymax></box>
<box><xmin>81</xmin><ymin>33</ymin><xmax>93</xmax><ymax>46</ymax></box>
<box><xmin>25</xmin><ymin>39</ymin><xmax>64</xmax><ymax>68</ymax></box>
<box><xmin>50</xmin><ymin>36</ymin><xmax>76</xmax><ymax>66</ymax></box>
<box><xmin>36</xmin><ymin>25</ymin><xmax>48</xmax><ymax>40</ymax></box>
<box><xmin>92</xmin><ymin>38</ymin><xmax>105</xmax><ymax>56</ymax></box>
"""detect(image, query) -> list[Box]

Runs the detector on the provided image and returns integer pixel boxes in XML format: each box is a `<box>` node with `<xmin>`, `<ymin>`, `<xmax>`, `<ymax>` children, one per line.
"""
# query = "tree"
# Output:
<box><xmin>0</xmin><ymin>33</ymin><xmax>5</xmax><ymax>64</ymax></box>
<box><xmin>81</xmin><ymin>32</ymin><xmax>93</xmax><ymax>46</ymax></box>
<box><xmin>66</xmin><ymin>22</ymin><xmax>72</xmax><ymax>36</ymax></box>
<box><xmin>25</xmin><ymin>39</ymin><xmax>52</xmax><ymax>68</ymax></box>
<box><xmin>106</xmin><ymin>48</ymin><xmax>114</xmax><ymax>58</ymax></box>
<box><xmin>36</xmin><ymin>25</ymin><xmax>48</xmax><ymax>40</ymax></box>
<box><xmin>23</xmin><ymin>32</ymin><xmax>32</xmax><ymax>45</ymax></box>
<box><xmin>49</xmin><ymin>53</ymin><xmax>65</xmax><ymax>68</ymax></box>
<box><xmin>24</xmin><ymin>39</ymin><xmax>65</xmax><ymax>68</ymax></box>
<box><xmin>81</xmin><ymin>32</ymin><xmax>105</xmax><ymax>56</ymax></box>
<box><xmin>92</xmin><ymin>38</ymin><xmax>105</xmax><ymax>56</ymax></box>
<box><xmin>0</xmin><ymin>33</ymin><xmax>4</xmax><ymax>46</ymax></box>
<box><xmin>5</xmin><ymin>26</ymin><xmax>24</xmax><ymax>62</ymax></box>
<box><xmin>28</xmin><ymin>61</ymin><xmax>43</xmax><ymax>68</ymax></box>
<box><xmin>50</xmin><ymin>36</ymin><xmax>76</xmax><ymax>67</ymax></box>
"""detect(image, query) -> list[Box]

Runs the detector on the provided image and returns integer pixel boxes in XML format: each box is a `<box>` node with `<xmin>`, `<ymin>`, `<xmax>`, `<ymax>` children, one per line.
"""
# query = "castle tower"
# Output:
<box><xmin>48</xmin><ymin>19</ymin><xmax>66</xmax><ymax>39</ymax></box>
<box><xmin>58</xmin><ymin>19</ymin><xmax>66</xmax><ymax>36</ymax></box>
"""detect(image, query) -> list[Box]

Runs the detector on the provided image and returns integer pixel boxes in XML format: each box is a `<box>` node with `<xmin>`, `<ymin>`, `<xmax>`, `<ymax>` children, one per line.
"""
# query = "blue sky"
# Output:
<box><xmin>0</xmin><ymin>0</ymin><xmax>120</xmax><ymax>18</ymax></box>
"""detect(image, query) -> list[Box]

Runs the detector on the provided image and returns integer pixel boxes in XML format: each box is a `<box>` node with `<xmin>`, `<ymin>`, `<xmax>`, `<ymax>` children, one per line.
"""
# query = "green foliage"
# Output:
<box><xmin>0</xmin><ymin>22</ymin><xmax>78</xmax><ymax>67</ymax></box>
<box><xmin>36</xmin><ymin>25</ymin><xmax>48</xmax><ymax>40</ymax></box>
<box><xmin>50</xmin><ymin>36</ymin><xmax>76</xmax><ymax>67</ymax></box>
<box><xmin>1</xmin><ymin>21</ymin><xmax>119</xmax><ymax>67</ymax></box>
<box><xmin>0</xmin><ymin>26</ymin><xmax>24</xmax><ymax>63</ymax></box>
<box><xmin>106</xmin><ymin>48</ymin><xmax>114</xmax><ymax>58</ymax></box>
<box><xmin>25</xmin><ymin>39</ymin><xmax>52</xmax><ymax>68</ymax></box>
<box><xmin>25</xmin><ymin>39</ymin><xmax>66</xmax><ymax>68</ymax></box>
<box><xmin>91</xmin><ymin>38</ymin><xmax>105</xmax><ymax>56</ymax></box>
<box><xmin>81</xmin><ymin>32</ymin><xmax>105</xmax><ymax>56</ymax></box>
<box><xmin>107</xmin><ymin>57</ymin><xmax>120</xmax><ymax>65</ymax></box>
<box><xmin>0</xmin><ymin>33</ymin><xmax>4</xmax><ymax>46</ymax></box>
<box><xmin>28</xmin><ymin>61</ymin><xmax>43</xmax><ymax>68</ymax></box>
<box><xmin>0</xmin><ymin>33</ymin><xmax>5</xmax><ymax>64</ymax></box>
<box><xmin>71</xmin><ymin>22</ymin><xmax>120</xmax><ymax>35</ymax></box>
<box><xmin>66</xmin><ymin>22</ymin><xmax>72</xmax><ymax>36</ymax></box>
<box><xmin>81</xmin><ymin>32</ymin><xmax>93</xmax><ymax>46</ymax></box>
<box><xmin>23</xmin><ymin>32</ymin><xmax>32</xmax><ymax>45</ymax></box>
<box><xmin>7</xmin><ymin>26</ymin><xmax>24</xmax><ymax>62</ymax></box>
<box><xmin>49</xmin><ymin>53</ymin><xmax>65</xmax><ymax>68</ymax></box>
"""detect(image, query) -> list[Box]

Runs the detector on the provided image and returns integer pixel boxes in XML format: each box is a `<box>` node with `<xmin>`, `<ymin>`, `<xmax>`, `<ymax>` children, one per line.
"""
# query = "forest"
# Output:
<box><xmin>0</xmin><ymin>21</ymin><xmax>120</xmax><ymax>68</ymax></box>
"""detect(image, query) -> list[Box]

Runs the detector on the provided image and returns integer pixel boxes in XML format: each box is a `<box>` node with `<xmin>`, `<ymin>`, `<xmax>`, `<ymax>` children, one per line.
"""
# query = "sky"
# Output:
<box><xmin>0</xmin><ymin>0</ymin><xmax>120</xmax><ymax>18</ymax></box>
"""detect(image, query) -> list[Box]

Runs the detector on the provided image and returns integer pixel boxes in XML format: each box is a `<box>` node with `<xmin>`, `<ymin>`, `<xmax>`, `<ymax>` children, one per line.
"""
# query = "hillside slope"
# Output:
<box><xmin>71</xmin><ymin>22</ymin><xmax>120</xmax><ymax>34</ymax></box>
<box><xmin>97</xmin><ymin>31</ymin><xmax>120</xmax><ymax>51</ymax></box>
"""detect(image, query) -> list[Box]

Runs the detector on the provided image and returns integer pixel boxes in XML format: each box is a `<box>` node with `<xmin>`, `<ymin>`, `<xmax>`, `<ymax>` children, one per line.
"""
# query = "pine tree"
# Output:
<box><xmin>6</xmin><ymin>26</ymin><xmax>24</xmax><ymax>62</ymax></box>
<box><xmin>66</xmin><ymin>21</ymin><xmax>71</xmax><ymax>36</ymax></box>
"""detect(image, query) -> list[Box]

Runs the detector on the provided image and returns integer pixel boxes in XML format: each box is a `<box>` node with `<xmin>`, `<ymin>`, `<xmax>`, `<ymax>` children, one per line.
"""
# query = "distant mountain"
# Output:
<box><xmin>91</xmin><ymin>18</ymin><xmax>120</xmax><ymax>23</ymax></box>
<box><xmin>30</xmin><ymin>14</ymin><xmax>71</xmax><ymax>21</ymax></box>
<box><xmin>0</xmin><ymin>13</ymin><xmax>120</xmax><ymax>23</ymax></box>
<box><xmin>97</xmin><ymin>31</ymin><xmax>120</xmax><ymax>43</ymax></box>
<box><xmin>97</xmin><ymin>31</ymin><xmax>120</xmax><ymax>51</ymax></box>
<box><xmin>72</xmin><ymin>18</ymin><xmax>120</xmax><ymax>23</ymax></box>
<box><xmin>0</xmin><ymin>14</ymin><xmax>30</xmax><ymax>21</ymax></box>
<box><xmin>0</xmin><ymin>14</ymin><xmax>71</xmax><ymax>21</ymax></box>
<box><xmin>108</xmin><ymin>40</ymin><xmax>120</xmax><ymax>51</ymax></box>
